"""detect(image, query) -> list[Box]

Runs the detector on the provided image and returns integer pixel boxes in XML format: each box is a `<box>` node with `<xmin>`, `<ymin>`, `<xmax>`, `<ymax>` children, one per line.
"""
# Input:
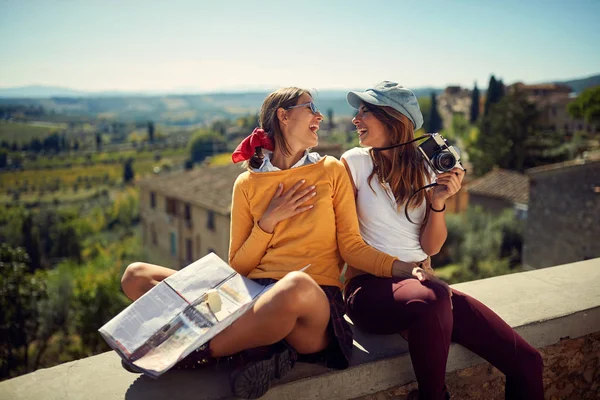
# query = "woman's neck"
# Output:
<box><xmin>270</xmin><ymin>147</ymin><xmax>306</xmax><ymax>170</ymax></box>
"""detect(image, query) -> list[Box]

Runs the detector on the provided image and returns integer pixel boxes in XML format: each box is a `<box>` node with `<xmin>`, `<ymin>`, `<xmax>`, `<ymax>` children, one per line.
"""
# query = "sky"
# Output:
<box><xmin>1</xmin><ymin>0</ymin><xmax>599</xmax><ymax>93</ymax></box>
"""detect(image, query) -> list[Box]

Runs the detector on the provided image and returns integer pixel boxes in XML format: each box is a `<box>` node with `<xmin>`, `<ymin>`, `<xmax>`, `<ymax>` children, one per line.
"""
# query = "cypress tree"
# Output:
<box><xmin>484</xmin><ymin>75</ymin><xmax>498</xmax><ymax>116</ymax></box>
<box><xmin>470</xmin><ymin>82</ymin><xmax>480</xmax><ymax>123</ymax></box>
<box><xmin>428</xmin><ymin>92</ymin><xmax>443</xmax><ymax>132</ymax></box>
<box><xmin>148</xmin><ymin>121</ymin><xmax>155</xmax><ymax>143</ymax></box>
<box><xmin>123</xmin><ymin>159</ymin><xmax>135</xmax><ymax>184</ymax></box>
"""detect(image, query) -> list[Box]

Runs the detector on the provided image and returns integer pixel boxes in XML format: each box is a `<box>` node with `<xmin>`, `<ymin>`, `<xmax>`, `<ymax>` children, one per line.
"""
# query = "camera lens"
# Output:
<box><xmin>433</xmin><ymin>152</ymin><xmax>456</xmax><ymax>172</ymax></box>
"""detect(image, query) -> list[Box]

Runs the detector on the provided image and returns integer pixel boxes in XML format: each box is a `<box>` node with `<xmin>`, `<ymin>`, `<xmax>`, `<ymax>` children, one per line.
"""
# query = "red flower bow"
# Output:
<box><xmin>231</xmin><ymin>128</ymin><xmax>274</xmax><ymax>163</ymax></box>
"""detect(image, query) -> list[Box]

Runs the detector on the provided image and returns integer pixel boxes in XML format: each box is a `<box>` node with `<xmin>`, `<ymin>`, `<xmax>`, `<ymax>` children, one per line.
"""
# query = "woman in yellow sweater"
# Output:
<box><xmin>121</xmin><ymin>87</ymin><xmax>417</xmax><ymax>399</ymax></box>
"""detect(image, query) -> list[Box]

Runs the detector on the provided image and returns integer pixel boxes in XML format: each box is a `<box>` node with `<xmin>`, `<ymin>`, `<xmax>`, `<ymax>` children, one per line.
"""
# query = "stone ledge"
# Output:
<box><xmin>1</xmin><ymin>258</ymin><xmax>599</xmax><ymax>400</ymax></box>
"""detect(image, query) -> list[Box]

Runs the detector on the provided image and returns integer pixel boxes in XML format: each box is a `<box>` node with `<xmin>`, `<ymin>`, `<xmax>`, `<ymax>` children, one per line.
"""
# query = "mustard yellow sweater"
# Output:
<box><xmin>228</xmin><ymin>156</ymin><xmax>397</xmax><ymax>288</ymax></box>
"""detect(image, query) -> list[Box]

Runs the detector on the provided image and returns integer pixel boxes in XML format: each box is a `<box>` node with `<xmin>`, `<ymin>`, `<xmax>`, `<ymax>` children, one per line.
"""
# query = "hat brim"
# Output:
<box><xmin>347</xmin><ymin>91</ymin><xmax>387</xmax><ymax>109</ymax></box>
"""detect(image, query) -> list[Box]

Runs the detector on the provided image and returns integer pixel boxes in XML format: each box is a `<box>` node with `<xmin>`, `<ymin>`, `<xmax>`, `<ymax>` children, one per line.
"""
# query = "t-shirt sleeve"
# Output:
<box><xmin>341</xmin><ymin>147</ymin><xmax>367</xmax><ymax>191</ymax></box>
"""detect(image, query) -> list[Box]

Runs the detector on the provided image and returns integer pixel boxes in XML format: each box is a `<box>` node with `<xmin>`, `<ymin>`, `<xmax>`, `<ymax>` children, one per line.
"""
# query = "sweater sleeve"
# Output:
<box><xmin>328</xmin><ymin>158</ymin><xmax>396</xmax><ymax>277</ymax></box>
<box><xmin>228</xmin><ymin>174</ymin><xmax>273</xmax><ymax>276</ymax></box>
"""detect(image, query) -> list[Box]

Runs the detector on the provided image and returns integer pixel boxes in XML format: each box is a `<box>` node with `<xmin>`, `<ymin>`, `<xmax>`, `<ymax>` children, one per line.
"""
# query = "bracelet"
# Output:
<box><xmin>430</xmin><ymin>203</ymin><xmax>446</xmax><ymax>212</ymax></box>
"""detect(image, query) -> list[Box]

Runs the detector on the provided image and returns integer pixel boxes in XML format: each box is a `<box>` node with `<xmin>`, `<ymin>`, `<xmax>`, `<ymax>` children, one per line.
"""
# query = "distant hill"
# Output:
<box><xmin>0</xmin><ymin>87</ymin><xmax>444</xmax><ymax>124</ymax></box>
<box><xmin>0</xmin><ymin>74</ymin><xmax>596</xmax><ymax>125</ymax></box>
<box><xmin>554</xmin><ymin>74</ymin><xmax>600</xmax><ymax>94</ymax></box>
<box><xmin>0</xmin><ymin>85</ymin><xmax>90</xmax><ymax>98</ymax></box>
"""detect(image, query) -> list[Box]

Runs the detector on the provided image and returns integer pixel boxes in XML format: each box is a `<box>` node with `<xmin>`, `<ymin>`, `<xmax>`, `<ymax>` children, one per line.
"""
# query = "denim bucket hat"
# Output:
<box><xmin>347</xmin><ymin>81</ymin><xmax>424</xmax><ymax>130</ymax></box>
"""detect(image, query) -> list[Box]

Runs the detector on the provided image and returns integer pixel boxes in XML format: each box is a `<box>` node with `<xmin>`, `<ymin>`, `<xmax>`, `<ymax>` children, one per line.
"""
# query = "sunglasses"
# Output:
<box><xmin>285</xmin><ymin>102</ymin><xmax>320</xmax><ymax>115</ymax></box>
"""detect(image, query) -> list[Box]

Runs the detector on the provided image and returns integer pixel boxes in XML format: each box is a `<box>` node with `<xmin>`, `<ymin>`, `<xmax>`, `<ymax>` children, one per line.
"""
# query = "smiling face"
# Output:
<box><xmin>352</xmin><ymin>103</ymin><xmax>390</xmax><ymax>148</ymax></box>
<box><xmin>280</xmin><ymin>93</ymin><xmax>323</xmax><ymax>151</ymax></box>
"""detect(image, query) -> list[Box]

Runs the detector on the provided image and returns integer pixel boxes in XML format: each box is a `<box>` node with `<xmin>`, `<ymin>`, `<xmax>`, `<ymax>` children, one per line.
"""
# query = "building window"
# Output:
<box><xmin>150</xmin><ymin>192</ymin><xmax>156</xmax><ymax>208</ymax></box>
<box><xmin>551</xmin><ymin>106</ymin><xmax>557</xmax><ymax>116</ymax></box>
<box><xmin>185</xmin><ymin>204</ymin><xmax>192</xmax><ymax>226</ymax></box>
<box><xmin>186</xmin><ymin>239</ymin><xmax>193</xmax><ymax>263</ymax></box>
<box><xmin>151</xmin><ymin>224</ymin><xmax>157</xmax><ymax>245</ymax></box>
<box><xmin>514</xmin><ymin>204</ymin><xmax>528</xmax><ymax>221</ymax></box>
<box><xmin>170</xmin><ymin>232</ymin><xmax>177</xmax><ymax>256</ymax></box>
<box><xmin>207</xmin><ymin>210</ymin><xmax>215</xmax><ymax>231</ymax></box>
<box><xmin>166</xmin><ymin>197</ymin><xmax>177</xmax><ymax>216</ymax></box>
<box><xmin>196</xmin><ymin>235</ymin><xmax>201</xmax><ymax>257</ymax></box>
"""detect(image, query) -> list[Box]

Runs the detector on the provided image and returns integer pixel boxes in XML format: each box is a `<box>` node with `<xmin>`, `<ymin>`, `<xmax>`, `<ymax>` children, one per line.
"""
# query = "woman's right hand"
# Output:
<box><xmin>412</xmin><ymin>267</ymin><xmax>453</xmax><ymax>301</ymax></box>
<box><xmin>258</xmin><ymin>180</ymin><xmax>317</xmax><ymax>233</ymax></box>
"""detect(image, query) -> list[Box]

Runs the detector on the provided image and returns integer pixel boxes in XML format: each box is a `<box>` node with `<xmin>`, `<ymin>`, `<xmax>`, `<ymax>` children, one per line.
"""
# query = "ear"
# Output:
<box><xmin>276</xmin><ymin>107</ymin><xmax>288</xmax><ymax>126</ymax></box>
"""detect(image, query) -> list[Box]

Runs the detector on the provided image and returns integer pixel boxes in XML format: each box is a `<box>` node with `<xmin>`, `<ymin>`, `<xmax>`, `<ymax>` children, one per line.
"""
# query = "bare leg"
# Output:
<box><xmin>121</xmin><ymin>264</ymin><xmax>331</xmax><ymax>356</ymax></box>
<box><xmin>121</xmin><ymin>262</ymin><xmax>176</xmax><ymax>300</ymax></box>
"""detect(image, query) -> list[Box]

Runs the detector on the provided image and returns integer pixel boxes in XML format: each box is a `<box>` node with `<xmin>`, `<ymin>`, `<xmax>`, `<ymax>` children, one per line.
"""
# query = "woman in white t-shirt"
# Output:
<box><xmin>341</xmin><ymin>81</ymin><xmax>544</xmax><ymax>400</ymax></box>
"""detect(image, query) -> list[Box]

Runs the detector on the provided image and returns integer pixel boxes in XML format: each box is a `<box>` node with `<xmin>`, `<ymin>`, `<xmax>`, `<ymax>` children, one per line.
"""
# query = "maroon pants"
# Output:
<box><xmin>344</xmin><ymin>274</ymin><xmax>544</xmax><ymax>400</ymax></box>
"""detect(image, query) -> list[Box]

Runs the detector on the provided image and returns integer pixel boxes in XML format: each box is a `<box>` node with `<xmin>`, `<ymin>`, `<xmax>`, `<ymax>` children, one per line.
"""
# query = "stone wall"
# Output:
<box><xmin>352</xmin><ymin>331</ymin><xmax>600</xmax><ymax>400</ymax></box>
<box><xmin>523</xmin><ymin>160</ymin><xmax>600</xmax><ymax>269</ymax></box>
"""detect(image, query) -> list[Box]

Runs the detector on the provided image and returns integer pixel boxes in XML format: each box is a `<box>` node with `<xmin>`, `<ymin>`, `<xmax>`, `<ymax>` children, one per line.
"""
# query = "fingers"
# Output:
<box><xmin>452</xmin><ymin>167</ymin><xmax>466</xmax><ymax>180</ymax></box>
<box><xmin>435</xmin><ymin>174</ymin><xmax>462</xmax><ymax>195</ymax></box>
<box><xmin>294</xmin><ymin>188</ymin><xmax>317</xmax><ymax>206</ymax></box>
<box><xmin>292</xmin><ymin>204</ymin><xmax>314</xmax><ymax>216</ymax></box>
<box><xmin>290</xmin><ymin>185</ymin><xmax>316</xmax><ymax>203</ymax></box>
<box><xmin>274</xmin><ymin>183</ymin><xmax>284</xmax><ymax>198</ymax></box>
<box><xmin>283</xmin><ymin>179</ymin><xmax>307</xmax><ymax>199</ymax></box>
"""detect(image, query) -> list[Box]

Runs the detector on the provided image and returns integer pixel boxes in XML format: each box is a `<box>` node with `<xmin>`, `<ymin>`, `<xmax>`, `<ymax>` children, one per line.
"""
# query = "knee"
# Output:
<box><xmin>421</xmin><ymin>283</ymin><xmax>452</xmax><ymax>316</ymax></box>
<box><xmin>121</xmin><ymin>262</ymin><xmax>150</xmax><ymax>297</ymax></box>
<box><xmin>277</xmin><ymin>271</ymin><xmax>325</xmax><ymax>312</ymax></box>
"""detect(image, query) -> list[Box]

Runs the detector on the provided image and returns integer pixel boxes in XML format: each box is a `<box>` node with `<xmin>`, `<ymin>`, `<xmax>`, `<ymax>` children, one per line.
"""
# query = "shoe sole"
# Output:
<box><xmin>121</xmin><ymin>359</ymin><xmax>142</xmax><ymax>374</ymax></box>
<box><xmin>230</xmin><ymin>347</ymin><xmax>296</xmax><ymax>399</ymax></box>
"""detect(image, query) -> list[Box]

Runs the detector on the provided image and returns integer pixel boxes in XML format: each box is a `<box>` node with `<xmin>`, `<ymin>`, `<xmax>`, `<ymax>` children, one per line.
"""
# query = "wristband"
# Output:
<box><xmin>430</xmin><ymin>203</ymin><xmax>446</xmax><ymax>212</ymax></box>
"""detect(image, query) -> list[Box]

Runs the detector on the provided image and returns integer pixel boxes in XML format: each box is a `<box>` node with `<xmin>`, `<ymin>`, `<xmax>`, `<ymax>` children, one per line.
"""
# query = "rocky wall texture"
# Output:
<box><xmin>353</xmin><ymin>331</ymin><xmax>600</xmax><ymax>400</ymax></box>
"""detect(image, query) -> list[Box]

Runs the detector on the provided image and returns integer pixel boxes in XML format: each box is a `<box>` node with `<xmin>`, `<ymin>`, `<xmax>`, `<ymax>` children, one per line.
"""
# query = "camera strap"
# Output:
<box><xmin>372</xmin><ymin>135</ymin><xmax>430</xmax><ymax>151</ymax></box>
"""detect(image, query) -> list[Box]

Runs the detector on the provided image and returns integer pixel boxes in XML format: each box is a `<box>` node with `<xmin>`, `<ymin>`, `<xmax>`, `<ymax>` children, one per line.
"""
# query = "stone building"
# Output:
<box><xmin>138</xmin><ymin>163</ymin><xmax>243</xmax><ymax>269</ymax></box>
<box><xmin>523</xmin><ymin>154</ymin><xmax>600</xmax><ymax>269</ymax></box>
<box><xmin>436</xmin><ymin>86</ymin><xmax>472</xmax><ymax>131</ymax></box>
<box><xmin>466</xmin><ymin>168</ymin><xmax>529</xmax><ymax>218</ymax></box>
<box><xmin>508</xmin><ymin>82</ymin><xmax>598</xmax><ymax>135</ymax></box>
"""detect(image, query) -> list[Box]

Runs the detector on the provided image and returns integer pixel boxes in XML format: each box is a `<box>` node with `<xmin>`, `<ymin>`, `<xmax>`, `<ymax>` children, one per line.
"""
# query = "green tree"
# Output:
<box><xmin>147</xmin><ymin>121</ymin><xmax>155</xmax><ymax>143</ymax></box>
<box><xmin>418</xmin><ymin>96</ymin><xmax>432</xmax><ymax>132</ymax></box>
<box><xmin>451</xmin><ymin>113</ymin><xmax>469</xmax><ymax>140</ymax></box>
<box><xmin>0</xmin><ymin>244</ymin><xmax>47</xmax><ymax>379</ymax></box>
<box><xmin>567</xmin><ymin>86</ymin><xmax>600</xmax><ymax>126</ymax></box>
<box><xmin>435</xmin><ymin>207</ymin><xmax>522</xmax><ymax>284</ymax></box>
<box><xmin>428</xmin><ymin>92</ymin><xmax>443</xmax><ymax>132</ymax></box>
<box><xmin>95</xmin><ymin>133</ymin><xmax>102</xmax><ymax>152</ymax></box>
<box><xmin>0</xmin><ymin>149</ymin><xmax>7</xmax><ymax>169</ymax></box>
<box><xmin>210</xmin><ymin>120</ymin><xmax>228</xmax><ymax>136</ymax></box>
<box><xmin>470</xmin><ymin>82</ymin><xmax>480</xmax><ymax>123</ymax></box>
<box><xmin>123</xmin><ymin>158</ymin><xmax>135</xmax><ymax>184</ymax></box>
<box><xmin>484</xmin><ymin>75</ymin><xmax>505</xmax><ymax>116</ymax></box>
<box><xmin>471</xmin><ymin>90</ymin><xmax>568</xmax><ymax>175</ymax></box>
<box><xmin>188</xmin><ymin>129</ymin><xmax>227</xmax><ymax>164</ymax></box>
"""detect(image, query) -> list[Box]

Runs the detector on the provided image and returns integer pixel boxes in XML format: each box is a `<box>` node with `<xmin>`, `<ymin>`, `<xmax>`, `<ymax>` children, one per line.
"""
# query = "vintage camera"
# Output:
<box><xmin>418</xmin><ymin>133</ymin><xmax>463</xmax><ymax>174</ymax></box>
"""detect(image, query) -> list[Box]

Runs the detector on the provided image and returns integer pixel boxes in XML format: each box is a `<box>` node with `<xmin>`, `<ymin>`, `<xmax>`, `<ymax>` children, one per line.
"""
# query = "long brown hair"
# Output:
<box><xmin>365</xmin><ymin>103</ymin><xmax>431</xmax><ymax>210</ymax></box>
<box><xmin>247</xmin><ymin>87</ymin><xmax>311</xmax><ymax>170</ymax></box>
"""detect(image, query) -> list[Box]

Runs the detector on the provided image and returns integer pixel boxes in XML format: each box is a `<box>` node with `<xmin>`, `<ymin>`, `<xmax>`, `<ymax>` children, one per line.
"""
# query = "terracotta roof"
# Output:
<box><xmin>139</xmin><ymin>163</ymin><xmax>245</xmax><ymax>215</ymax></box>
<box><xmin>510</xmin><ymin>82</ymin><xmax>572</xmax><ymax>92</ymax></box>
<box><xmin>467</xmin><ymin>168</ymin><xmax>529</xmax><ymax>205</ymax></box>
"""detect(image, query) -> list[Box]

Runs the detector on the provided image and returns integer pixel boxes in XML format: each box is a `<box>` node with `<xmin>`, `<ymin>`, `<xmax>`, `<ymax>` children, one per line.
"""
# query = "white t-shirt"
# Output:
<box><xmin>341</xmin><ymin>147</ymin><xmax>429</xmax><ymax>263</ymax></box>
